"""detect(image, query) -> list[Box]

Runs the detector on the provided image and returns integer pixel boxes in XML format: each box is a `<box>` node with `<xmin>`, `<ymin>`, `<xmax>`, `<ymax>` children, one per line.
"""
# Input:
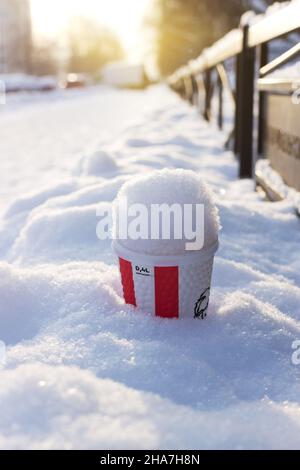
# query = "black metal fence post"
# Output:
<box><xmin>186</xmin><ymin>75</ymin><xmax>194</xmax><ymax>104</ymax></box>
<box><xmin>183</xmin><ymin>76</ymin><xmax>189</xmax><ymax>101</ymax></box>
<box><xmin>195</xmin><ymin>73</ymin><xmax>205</xmax><ymax>115</ymax></box>
<box><xmin>237</xmin><ymin>25</ymin><xmax>256</xmax><ymax>178</ymax></box>
<box><xmin>234</xmin><ymin>53</ymin><xmax>242</xmax><ymax>155</ymax></box>
<box><xmin>257</xmin><ymin>42</ymin><xmax>268</xmax><ymax>156</ymax></box>
<box><xmin>191</xmin><ymin>74</ymin><xmax>198</xmax><ymax>106</ymax></box>
<box><xmin>217</xmin><ymin>73</ymin><xmax>223</xmax><ymax>130</ymax></box>
<box><xmin>203</xmin><ymin>69</ymin><xmax>212</xmax><ymax>121</ymax></box>
<box><xmin>179</xmin><ymin>78</ymin><xmax>185</xmax><ymax>99</ymax></box>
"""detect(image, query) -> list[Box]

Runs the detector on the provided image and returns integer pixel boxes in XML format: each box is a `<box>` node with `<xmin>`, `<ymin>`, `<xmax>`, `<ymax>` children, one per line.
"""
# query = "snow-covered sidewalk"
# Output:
<box><xmin>0</xmin><ymin>85</ymin><xmax>299</xmax><ymax>450</ymax></box>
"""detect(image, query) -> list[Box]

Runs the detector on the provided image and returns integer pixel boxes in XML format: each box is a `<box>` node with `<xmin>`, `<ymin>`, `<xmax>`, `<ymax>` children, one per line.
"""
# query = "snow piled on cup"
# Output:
<box><xmin>113</xmin><ymin>168</ymin><xmax>220</xmax><ymax>255</ymax></box>
<box><xmin>112</xmin><ymin>169</ymin><xmax>220</xmax><ymax>319</ymax></box>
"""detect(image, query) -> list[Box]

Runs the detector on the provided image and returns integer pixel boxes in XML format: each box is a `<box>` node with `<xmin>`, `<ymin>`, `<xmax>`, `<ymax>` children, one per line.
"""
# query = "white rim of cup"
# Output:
<box><xmin>112</xmin><ymin>239</ymin><xmax>219</xmax><ymax>267</ymax></box>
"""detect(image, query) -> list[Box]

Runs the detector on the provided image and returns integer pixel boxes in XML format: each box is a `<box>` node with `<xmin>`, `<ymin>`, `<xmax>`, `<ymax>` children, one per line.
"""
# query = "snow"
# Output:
<box><xmin>0</xmin><ymin>85</ymin><xmax>163</xmax><ymax>213</ymax></box>
<box><xmin>243</xmin><ymin>0</ymin><xmax>298</xmax><ymax>25</ymax></box>
<box><xmin>81</xmin><ymin>150</ymin><xmax>118</xmax><ymax>176</ymax></box>
<box><xmin>113</xmin><ymin>169</ymin><xmax>219</xmax><ymax>255</ymax></box>
<box><xmin>0</xmin><ymin>84</ymin><xmax>300</xmax><ymax>449</ymax></box>
<box><xmin>256</xmin><ymin>159</ymin><xmax>300</xmax><ymax>212</ymax></box>
<box><xmin>268</xmin><ymin>61</ymin><xmax>300</xmax><ymax>79</ymax></box>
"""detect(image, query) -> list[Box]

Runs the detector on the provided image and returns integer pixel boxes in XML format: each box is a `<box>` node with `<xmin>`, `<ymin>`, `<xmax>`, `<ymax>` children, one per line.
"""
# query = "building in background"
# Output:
<box><xmin>0</xmin><ymin>0</ymin><xmax>31</xmax><ymax>73</ymax></box>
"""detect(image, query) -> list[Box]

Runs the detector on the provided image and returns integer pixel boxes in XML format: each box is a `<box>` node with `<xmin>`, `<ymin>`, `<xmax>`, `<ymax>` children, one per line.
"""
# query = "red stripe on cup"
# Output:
<box><xmin>154</xmin><ymin>266</ymin><xmax>179</xmax><ymax>318</ymax></box>
<box><xmin>119</xmin><ymin>258</ymin><xmax>136</xmax><ymax>306</ymax></box>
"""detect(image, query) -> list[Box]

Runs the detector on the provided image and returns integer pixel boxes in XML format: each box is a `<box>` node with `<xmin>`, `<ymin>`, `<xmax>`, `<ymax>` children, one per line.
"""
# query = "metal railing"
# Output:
<box><xmin>168</xmin><ymin>1</ymin><xmax>300</xmax><ymax>180</ymax></box>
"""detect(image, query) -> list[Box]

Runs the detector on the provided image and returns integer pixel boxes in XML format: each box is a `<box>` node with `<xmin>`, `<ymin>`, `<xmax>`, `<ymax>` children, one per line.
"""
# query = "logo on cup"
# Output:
<box><xmin>194</xmin><ymin>288</ymin><xmax>210</xmax><ymax>319</ymax></box>
<box><xmin>135</xmin><ymin>266</ymin><xmax>151</xmax><ymax>277</ymax></box>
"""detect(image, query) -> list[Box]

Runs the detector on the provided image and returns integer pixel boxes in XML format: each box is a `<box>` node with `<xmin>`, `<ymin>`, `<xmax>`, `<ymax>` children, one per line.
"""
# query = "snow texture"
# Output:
<box><xmin>256</xmin><ymin>159</ymin><xmax>300</xmax><ymax>212</ymax></box>
<box><xmin>242</xmin><ymin>0</ymin><xmax>299</xmax><ymax>25</ymax></box>
<box><xmin>0</xmin><ymin>84</ymin><xmax>300</xmax><ymax>450</ymax></box>
<box><xmin>113</xmin><ymin>169</ymin><xmax>220</xmax><ymax>255</ymax></box>
<box><xmin>268</xmin><ymin>61</ymin><xmax>300</xmax><ymax>79</ymax></box>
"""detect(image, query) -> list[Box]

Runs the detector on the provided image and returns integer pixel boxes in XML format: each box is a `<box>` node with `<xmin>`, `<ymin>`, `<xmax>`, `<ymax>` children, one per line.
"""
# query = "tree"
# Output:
<box><xmin>30</xmin><ymin>39</ymin><xmax>59</xmax><ymax>76</ymax></box>
<box><xmin>67</xmin><ymin>17</ymin><xmax>124</xmax><ymax>74</ymax></box>
<box><xmin>149</xmin><ymin>0</ymin><xmax>287</xmax><ymax>76</ymax></box>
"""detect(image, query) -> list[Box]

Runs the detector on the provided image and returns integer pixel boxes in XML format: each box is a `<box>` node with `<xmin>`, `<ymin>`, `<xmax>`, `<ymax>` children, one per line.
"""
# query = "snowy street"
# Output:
<box><xmin>0</xmin><ymin>85</ymin><xmax>300</xmax><ymax>449</ymax></box>
<box><xmin>0</xmin><ymin>86</ymin><xmax>159</xmax><ymax>212</ymax></box>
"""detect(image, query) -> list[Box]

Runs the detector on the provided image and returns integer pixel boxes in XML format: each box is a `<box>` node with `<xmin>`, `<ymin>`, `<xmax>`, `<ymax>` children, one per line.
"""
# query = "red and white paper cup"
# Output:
<box><xmin>113</xmin><ymin>240</ymin><xmax>218</xmax><ymax>319</ymax></box>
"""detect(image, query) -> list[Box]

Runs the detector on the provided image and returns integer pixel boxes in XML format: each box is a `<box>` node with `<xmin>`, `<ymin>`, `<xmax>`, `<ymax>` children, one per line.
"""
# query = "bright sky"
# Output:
<box><xmin>30</xmin><ymin>0</ymin><xmax>151</xmax><ymax>60</ymax></box>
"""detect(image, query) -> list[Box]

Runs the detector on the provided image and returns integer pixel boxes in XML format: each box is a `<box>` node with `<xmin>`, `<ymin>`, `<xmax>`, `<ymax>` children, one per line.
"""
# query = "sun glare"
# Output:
<box><xmin>30</xmin><ymin>0</ymin><xmax>150</xmax><ymax>59</ymax></box>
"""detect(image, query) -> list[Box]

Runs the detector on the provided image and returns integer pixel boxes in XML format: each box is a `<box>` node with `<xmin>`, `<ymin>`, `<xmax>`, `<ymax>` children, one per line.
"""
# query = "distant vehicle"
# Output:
<box><xmin>101</xmin><ymin>62</ymin><xmax>149</xmax><ymax>89</ymax></box>
<box><xmin>63</xmin><ymin>73</ymin><xmax>87</xmax><ymax>89</ymax></box>
<box><xmin>0</xmin><ymin>74</ymin><xmax>57</xmax><ymax>93</ymax></box>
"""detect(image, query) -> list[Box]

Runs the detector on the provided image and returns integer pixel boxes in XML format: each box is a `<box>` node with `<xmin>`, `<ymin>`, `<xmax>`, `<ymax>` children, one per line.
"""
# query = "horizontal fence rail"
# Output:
<box><xmin>248</xmin><ymin>2</ymin><xmax>300</xmax><ymax>47</ymax></box>
<box><xmin>257</xmin><ymin>77</ymin><xmax>300</xmax><ymax>92</ymax></box>
<box><xmin>191</xmin><ymin>30</ymin><xmax>243</xmax><ymax>73</ymax></box>
<box><xmin>168</xmin><ymin>1</ymin><xmax>300</xmax><ymax>193</ymax></box>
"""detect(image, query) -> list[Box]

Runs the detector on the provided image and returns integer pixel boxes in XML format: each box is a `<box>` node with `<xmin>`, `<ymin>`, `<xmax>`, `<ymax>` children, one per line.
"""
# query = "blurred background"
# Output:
<box><xmin>0</xmin><ymin>0</ymin><xmax>287</xmax><ymax>91</ymax></box>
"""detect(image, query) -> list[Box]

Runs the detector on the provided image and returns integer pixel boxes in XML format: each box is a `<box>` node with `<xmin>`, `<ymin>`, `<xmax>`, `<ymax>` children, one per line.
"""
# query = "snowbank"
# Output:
<box><xmin>0</xmin><ymin>85</ymin><xmax>299</xmax><ymax>449</ymax></box>
<box><xmin>256</xmin><ymin>159</ymin><xmax>300</xmax><ymax>213</ymax></box>
<box><xmin>1</xmin><ymin>363</ymin><xmax>300</xmax><ymax>450</ymax></box>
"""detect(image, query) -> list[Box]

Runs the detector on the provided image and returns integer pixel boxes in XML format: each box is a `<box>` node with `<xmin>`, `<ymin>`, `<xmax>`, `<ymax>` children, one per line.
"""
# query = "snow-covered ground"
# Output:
<box><xmin>0</xmin><ymin>85</ymin><xmax>300</xmax><ymax>450</ymax></box>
